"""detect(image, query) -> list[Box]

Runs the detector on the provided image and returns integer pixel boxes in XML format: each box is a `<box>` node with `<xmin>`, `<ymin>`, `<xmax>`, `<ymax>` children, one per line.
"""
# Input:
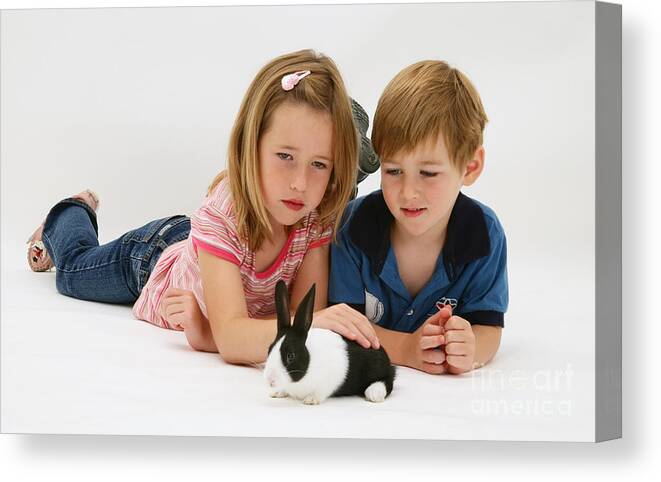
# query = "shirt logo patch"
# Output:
<box><xmin>436</xmin><ymin>297</ymin><xmax>458</xmax><ymax>310</ymax></box>
<box><xmin>365</xmin><ymin>290</ymin><xmax>384</xmax><ymax>324</ymax></box>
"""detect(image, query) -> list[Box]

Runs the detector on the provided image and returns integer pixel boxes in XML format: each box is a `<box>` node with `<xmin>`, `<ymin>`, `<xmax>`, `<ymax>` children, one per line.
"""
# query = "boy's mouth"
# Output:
<box><xmin>401</xmin><ymin>207</ymin><xmax>426</xmax><ymax>218</ymax></box>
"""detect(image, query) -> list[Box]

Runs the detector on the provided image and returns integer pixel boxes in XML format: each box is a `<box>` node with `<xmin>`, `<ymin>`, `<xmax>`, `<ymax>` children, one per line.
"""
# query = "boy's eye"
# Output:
<box><xmin>277</xmin><ymin>152</ymin><xmax>293</xmax><ymax>161</ymax></box>
<box><xmin>420</xmin><ymin>170</ymin><xmax>439</xmax><ymax>178</ymax></box>
<box><xmin>384</xmin><ymin>168</ymin><xmax>402</xmax><ymax>176</ymax></box>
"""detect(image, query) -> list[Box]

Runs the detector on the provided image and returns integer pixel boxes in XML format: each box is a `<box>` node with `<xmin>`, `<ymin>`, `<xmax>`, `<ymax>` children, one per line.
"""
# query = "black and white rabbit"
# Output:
<box><xmin>263</xmin><ymin>280</ymin><xmax>396</xmax><ymax>405</ymax></box>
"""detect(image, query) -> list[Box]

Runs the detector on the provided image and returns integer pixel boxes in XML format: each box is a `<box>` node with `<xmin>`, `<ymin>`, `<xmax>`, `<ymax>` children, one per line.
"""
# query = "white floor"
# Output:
<box><xmin>1</xmin><ymin>236</ymin><xmax>596</xmax><ymax>441</ymax></box>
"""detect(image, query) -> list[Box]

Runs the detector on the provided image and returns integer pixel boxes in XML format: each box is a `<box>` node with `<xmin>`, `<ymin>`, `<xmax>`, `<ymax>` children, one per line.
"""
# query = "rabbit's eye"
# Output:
<box><xmin>286</xmin><ymin>352</ymin><xmax>296</xmax><ymax>365</ymax></box>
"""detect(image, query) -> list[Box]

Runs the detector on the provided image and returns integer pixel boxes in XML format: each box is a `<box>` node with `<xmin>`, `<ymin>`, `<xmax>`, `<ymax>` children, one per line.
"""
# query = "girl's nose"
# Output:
<box><xmin>290</xmin><ymin>166</ymin><xmax>307</xmax><ymax>192</ymax></box>
<box><xmin>290</xmin><ymin>179</ymin><xmax>306</xmax><ymax>192</ymax></box>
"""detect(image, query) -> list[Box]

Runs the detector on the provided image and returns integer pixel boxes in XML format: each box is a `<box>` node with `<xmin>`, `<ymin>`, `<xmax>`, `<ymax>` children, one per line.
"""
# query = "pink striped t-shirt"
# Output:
<box><xmin>132</xmin><ymin>177</ymin><xmax>333</xmax><ymax>330</ymax></box>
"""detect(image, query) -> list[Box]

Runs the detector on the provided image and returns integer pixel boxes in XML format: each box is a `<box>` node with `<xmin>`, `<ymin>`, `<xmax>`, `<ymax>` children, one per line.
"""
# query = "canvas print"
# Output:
<box><xmin>0</xmin><ymin>1</ymin><xmax>621</xmax><ymax>441</ymax></box>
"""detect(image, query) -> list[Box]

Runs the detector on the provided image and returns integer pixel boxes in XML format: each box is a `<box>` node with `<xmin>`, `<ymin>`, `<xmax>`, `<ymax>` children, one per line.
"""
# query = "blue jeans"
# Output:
<box><xmin>41</xmin><ymin>198</ymin><xmax>191</xmax><ymax>305</ymax></box>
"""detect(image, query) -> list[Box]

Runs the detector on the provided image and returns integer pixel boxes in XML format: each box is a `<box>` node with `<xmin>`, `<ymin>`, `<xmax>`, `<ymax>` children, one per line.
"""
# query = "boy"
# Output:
<box><xmin>329</xmin><ymin>60</ymin><xmax>507</xmax><ymax>375</ymax></box>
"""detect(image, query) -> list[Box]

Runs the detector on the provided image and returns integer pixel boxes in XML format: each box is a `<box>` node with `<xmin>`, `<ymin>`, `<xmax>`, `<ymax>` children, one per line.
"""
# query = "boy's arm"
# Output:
<box><xmin>448</xmin><ymin>218</ymin><xmax>508</xmax><ymax>372</ymax></box>
<box><xmin>372</xmin><ymin>312</ymin><xmax>447</xmax><ymax>375</ymax></box>
<box><xmin>372</xmin><ymin>313</ymin><xmax>501</xmax><ymax>373</ymax></box>
<box><xmin>372</xmin><ymin>324</ymin><xmax>410</xmax><ymax>366</ymax></box>
<box><xmin>472</xmin><ymin>324</ymin><xmax>502</xmax><ymax>368</ymax></box>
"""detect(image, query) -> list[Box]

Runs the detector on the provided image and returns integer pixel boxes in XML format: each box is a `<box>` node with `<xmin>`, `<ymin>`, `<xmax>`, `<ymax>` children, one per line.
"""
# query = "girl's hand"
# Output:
<box><xmin>311</xmin><ymin>303</ymin><xmax>380</xmax><ymax>349</ymax></box>
<box><xmin>160</xmin><ymin>288</ymin><xmax>217</xmax><ymax>352</ymax></box>
<box><xmin>159</xmin><ymin>288</ymin><xmax>204</xmax><ymax>330</ymax></box>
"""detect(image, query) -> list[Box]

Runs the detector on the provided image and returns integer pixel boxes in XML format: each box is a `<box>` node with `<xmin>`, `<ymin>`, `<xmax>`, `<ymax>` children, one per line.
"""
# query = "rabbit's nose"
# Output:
<box><xmin>269</xmin><ymin>379</ymin><xmax>276</xmax><ymax>387</ymax></box>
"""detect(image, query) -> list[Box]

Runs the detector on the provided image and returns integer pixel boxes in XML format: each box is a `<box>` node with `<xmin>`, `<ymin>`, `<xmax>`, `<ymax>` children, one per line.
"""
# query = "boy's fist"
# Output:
<box><xmin>410</xmin><ymin>304</ymin><xmax>476</xmax><ymax>375</ymax></box>
<box><xmin>442</xmin><ymin>314</ymin><xmax>476</xmax><ymax>374</ymax></box>
<box><xmin>405</xmin><ymin>305</ymin><xmax>452</xmax><ymax>374</ymax></box>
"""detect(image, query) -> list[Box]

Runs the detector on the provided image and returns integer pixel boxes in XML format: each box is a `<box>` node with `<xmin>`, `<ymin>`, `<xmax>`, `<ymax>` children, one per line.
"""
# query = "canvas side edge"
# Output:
<box><xmin>595</xmin><ymin>1</ymin><xmax>622</xmax><ymax>443</ymax></box>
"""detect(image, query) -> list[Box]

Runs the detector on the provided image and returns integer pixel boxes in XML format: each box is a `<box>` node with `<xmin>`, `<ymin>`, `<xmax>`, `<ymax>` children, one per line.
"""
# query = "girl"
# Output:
<box><xmin>27</xmin><ymin>49</ymin><xmax>379</xmax><ymax>365</ymax></box>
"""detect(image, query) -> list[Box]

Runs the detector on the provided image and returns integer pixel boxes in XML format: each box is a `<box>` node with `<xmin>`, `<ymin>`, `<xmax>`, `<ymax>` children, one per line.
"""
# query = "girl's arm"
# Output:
<box><xmin>198</xmin><ymin>249</ymin><xmax>277</xmax><ymax>365</ymax></box>
<box><xmin>198</xmin><ymin>243</ymin><xmax>379</xmax><ymax>366</ymax></box>
<box><xmin>197</xmin><ymin>245</ymin><xmax>332</xmax><ymax>365</ymax></box>
<box><xmin>289</xmin><ymin>244</ymin><xmax>329</xmax><ymax>312</ymax></box>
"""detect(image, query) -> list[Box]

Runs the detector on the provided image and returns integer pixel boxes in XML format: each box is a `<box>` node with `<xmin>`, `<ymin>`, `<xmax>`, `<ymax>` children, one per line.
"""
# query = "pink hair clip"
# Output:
<box><xmin>281</xmin><ymin>70</ymin><xmax>311</xmax><ymax>91</ymax></box>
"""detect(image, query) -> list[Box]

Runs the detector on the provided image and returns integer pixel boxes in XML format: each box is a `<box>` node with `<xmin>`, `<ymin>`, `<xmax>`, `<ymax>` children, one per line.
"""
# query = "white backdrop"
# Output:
<box><xmin>1</xmin><ymin>1</ymin><xmax>595</xmax><ymax>263</ymax></box>
<box><xmin>2</xmin><ymin>2</ymin><xmax>658</xmax><ymax>474</ymax></box>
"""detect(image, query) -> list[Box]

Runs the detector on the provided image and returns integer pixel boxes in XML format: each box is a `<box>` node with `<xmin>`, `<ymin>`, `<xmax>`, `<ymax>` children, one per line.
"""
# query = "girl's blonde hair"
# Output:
<box><xmin>372</xmin><ymin>60</ymin><xmax>488</xmax><ymax>171</ymax></box>
<box><xmin>208</xmin><ymin>49</ymin><xmax>358</xmax><ymax>251</ymax></box>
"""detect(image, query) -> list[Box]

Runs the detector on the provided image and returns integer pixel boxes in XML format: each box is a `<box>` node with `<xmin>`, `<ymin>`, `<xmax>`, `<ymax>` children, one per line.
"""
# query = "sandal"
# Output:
<box><xmin>27</xmin><ymin>189</ymin><xmax>100</xmax><ymax>272</ymax></box>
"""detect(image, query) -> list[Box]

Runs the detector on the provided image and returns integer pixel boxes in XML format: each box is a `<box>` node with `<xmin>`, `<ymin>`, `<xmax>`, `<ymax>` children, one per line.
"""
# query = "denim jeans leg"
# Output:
<box><xmin>121</xmin><ymin>215</ymin><xmax>191</xmax><ymax>296</ymax></box>
<box><xmin>42</xmin><ymin>199</ymin><xmax>192</xmax><ymax>305</ymax></box>
<box><xmin>41</xmin><ymin>198</ymin><xmax>138</xmax><ymax>304</ymax></box>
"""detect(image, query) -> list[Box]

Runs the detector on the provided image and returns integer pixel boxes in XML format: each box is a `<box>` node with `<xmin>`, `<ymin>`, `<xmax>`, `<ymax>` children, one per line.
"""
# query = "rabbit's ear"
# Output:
<box><xmin>275</xmin><ymin>280</ymin><xmax>291</xmax><ymax>333</ymax></box>
<box><xmin>293</xmin><ymin>284</ymin><xmax>315</xmax><ymax>335</ymax></box>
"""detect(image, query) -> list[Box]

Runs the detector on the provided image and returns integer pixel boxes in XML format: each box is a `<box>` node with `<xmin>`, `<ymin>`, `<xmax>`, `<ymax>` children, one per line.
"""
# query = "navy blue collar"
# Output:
<box><xmin>348</xmin><ymin>190</ymin><xmax>491</xmax><ymax>281</ymax></box>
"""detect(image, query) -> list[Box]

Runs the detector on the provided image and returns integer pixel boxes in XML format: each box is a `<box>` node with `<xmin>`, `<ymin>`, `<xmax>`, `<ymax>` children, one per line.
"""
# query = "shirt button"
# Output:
<box><xmin>407</xmin><ymin>309</ymin><xmax>414</xmax><ymax>316</ymax></box>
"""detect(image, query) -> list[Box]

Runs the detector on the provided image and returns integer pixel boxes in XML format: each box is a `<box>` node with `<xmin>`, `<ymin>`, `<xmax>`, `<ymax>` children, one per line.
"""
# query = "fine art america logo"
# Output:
<box><xmin>470</xmin><ymin>364</ymin><xmax>575</xmax><ymax>417</ymax></box>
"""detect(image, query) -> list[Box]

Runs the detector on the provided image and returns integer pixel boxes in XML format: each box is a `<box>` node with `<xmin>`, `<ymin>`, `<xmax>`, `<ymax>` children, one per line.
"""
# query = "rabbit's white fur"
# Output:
<box><xmin>264</xmin><ymin>328</ymin><xmax>349</xmax><ymax>404</ymax></box>
<box><xmin>364</xmin><ymin>381</ymin><xmax>387</xmax><ymax>403</ymax></box>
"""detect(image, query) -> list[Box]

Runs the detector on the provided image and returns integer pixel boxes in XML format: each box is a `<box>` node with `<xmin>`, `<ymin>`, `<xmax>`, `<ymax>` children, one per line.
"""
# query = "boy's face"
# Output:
<box><xmin>381</xmin><ymin>134</ymin><xmax>482</xmax><ymax>240</ymax></box>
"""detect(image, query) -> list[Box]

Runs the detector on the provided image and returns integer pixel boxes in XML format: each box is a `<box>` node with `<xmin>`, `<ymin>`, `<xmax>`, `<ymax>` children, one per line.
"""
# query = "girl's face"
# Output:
<box><xmin>258</xmin><ymin>102</ymin><xmax>334</xmax><ymax>229</ymax></box>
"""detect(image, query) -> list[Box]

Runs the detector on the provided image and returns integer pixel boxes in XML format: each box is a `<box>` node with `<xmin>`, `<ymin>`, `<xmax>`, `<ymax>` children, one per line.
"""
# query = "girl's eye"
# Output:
<box><xmin>286</xmin><ymin>352</ymin><xmax>296</xmax><ymax>364</ymax></box>
<box><xmin>311</xmin><ymin>160</ymin><xmax>328</xmax><ymax>170</ymax></box>
<box><xmin>277</xmin><ymin>152</ymin><xmax>293</xmax><ymax>161</ymax></box>
<box><xmin>420</xmin><ymin>171</ymin><xmax>439</xmax><ymax>178</ymax></box>
<box><xmin>384</xmin><ymin>168</ymin><xmax>401</xmax><ymax>176</ymax></box>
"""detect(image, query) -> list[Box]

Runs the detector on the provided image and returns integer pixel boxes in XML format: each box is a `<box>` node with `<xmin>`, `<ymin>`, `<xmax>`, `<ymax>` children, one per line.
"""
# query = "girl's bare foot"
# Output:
<box><xmin>27</xmin><ymin>189</ymin><xmax>100</xmax><ymax>272</ymax></box>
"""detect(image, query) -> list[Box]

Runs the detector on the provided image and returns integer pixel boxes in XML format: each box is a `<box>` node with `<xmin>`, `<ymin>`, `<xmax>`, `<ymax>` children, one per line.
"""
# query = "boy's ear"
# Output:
<box><xmin>462</xmin><ymin>146</ymin><xmax>485</xmax><ymax>187</ymax></box>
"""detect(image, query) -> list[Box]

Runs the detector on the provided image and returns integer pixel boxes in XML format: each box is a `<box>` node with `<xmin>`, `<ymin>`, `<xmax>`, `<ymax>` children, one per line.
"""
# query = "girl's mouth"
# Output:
<box><xmin>282</xmin><ymin>199</ymin><xmax>305</xmax><ymax>211</ymax></box>
<box><xmin>401</xmin><ymin>207</ymin><xmax>426</xmax><ymax>218</ymax></box>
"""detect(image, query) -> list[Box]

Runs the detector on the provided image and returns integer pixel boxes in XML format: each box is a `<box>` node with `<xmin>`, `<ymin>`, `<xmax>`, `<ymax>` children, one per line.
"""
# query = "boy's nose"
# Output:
<box><xmin>401</xmin><ymin>178</ymin><xmax>420</xmax><ymax>200</ymax></box>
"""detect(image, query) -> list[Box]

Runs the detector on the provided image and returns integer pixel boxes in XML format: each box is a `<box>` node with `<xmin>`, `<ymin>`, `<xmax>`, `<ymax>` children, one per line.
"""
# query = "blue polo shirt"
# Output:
<box><xmin>329</xmin><ymin>190</ymin><xmax>508</xmax><ymax>332</ymax></box>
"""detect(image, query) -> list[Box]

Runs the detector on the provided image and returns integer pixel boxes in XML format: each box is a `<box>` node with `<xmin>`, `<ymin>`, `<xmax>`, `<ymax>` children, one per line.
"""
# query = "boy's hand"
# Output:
<box><xmin>312</xmin><ymin>304</ymin><xmax>380</xmax><ymax>350</ymax></box>
<box><xmin>403</xmin><ymin>305</ymin><xmax>452</xmax><ymax>374</ymax></box>
<box><xmin>442</xmin><ymin>314</ymin><xmax>476</xmax><ymax>374</ymax></box>
<box><xmin>159</xmin><ymin>288</ymin><xmax>204</xmax><ymax>330</ymax></box>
